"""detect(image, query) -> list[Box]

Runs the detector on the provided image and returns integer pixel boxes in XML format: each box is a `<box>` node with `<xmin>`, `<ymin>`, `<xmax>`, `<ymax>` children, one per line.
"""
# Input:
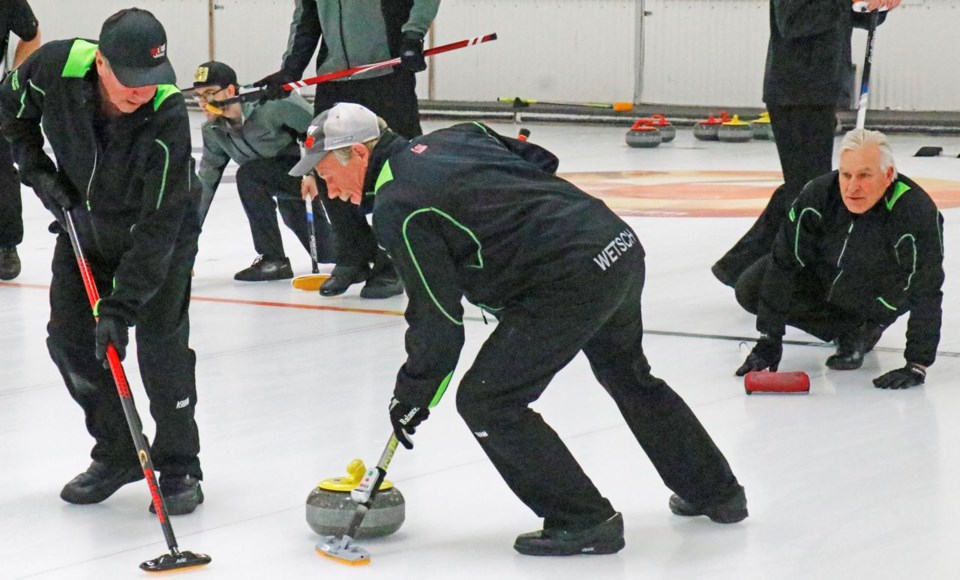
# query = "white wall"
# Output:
<box><xmin>22</xmin><ymin>0</ymin><xmax>960</xmax><ymax>112</ymax></box>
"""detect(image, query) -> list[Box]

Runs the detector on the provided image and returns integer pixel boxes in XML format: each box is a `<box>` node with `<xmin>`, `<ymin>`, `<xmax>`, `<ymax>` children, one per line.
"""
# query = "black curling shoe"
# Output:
<box><xmin>60</xmin><ymin>461</ymin><xmax>143</xmax><ymax>505</ymax></box>
<box><xmin>514</xmin><ymin>512</ymin><xmax>625</xmax><ymax>556</ymax></box>
<box><xmin>149</xmin><ymin>474</ymin><xmax>204</xmax><ymax>515</ymax></box>
<box><xmin>669</xmin><ymin>486</ymin><xmax>748</xmax><ymax>524</ymax></box>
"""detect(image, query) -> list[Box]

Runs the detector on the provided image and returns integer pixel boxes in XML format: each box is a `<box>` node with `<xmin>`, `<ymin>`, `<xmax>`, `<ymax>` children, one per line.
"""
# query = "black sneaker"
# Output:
<box><xmin>149</xmin><ymin>475</ymin><xmax>204</xmax><ymax>516</ymax></box>
<box><xmin>60</xmin><ymin>461</ymin><xmax>143</xmax><ymax>505</ymax></box>
<box><xmin>826</xmin><ymin>324</ymin><xmax>873</xmax><ymax>370</ymax></box>
<box><xmin>234</xmin><ymin>256</ymin><xmax>294</xmax><ymax>282</ymax></box>
<box><xmin>669</xmin><ymin>487</ymin><xmax>748</xmax><ymax>524</ymax></box>
<box><xmin>360</xmin><ymin>271</ymin><xmax>404</xmax><ymax>299</ymax></box>
<box><xmin>0</xmin><ymin>246</ymin><xmax>21</xmax><ymax>281</ymax></box>
<box><xmin>514</xmin><ymin>512</ymin><xmax>625</xmax><ymax>556</ymax></box>
<box><xmin>319</xmin><ymin>264</ymin><xmax>369</xmax><ymax>296</ymax></box>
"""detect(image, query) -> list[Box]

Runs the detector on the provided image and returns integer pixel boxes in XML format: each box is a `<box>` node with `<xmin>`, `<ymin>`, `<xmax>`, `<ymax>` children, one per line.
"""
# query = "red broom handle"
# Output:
<box><xmin>213</xmin><ymin>33</ymin><xmax>498</xmax><ymax>108</ymax></box>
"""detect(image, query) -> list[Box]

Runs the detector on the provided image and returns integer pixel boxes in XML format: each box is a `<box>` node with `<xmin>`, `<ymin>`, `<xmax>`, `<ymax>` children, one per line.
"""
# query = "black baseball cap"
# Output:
<box><xmin>193</xmin><ymin>61</ymin><xmax>237</xmax><ymax>90</ymax></box>
<box><xmin>99</xmin><ymin>8</ymin><xmax>176</xmax><ymax>88</ymax></box>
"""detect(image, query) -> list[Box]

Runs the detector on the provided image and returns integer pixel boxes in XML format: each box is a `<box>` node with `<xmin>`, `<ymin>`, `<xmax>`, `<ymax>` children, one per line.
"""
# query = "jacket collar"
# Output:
<box><xmin>363</xmin><ymin>129</ymin><xmax>409</xmax><ymax>196</ymax></box>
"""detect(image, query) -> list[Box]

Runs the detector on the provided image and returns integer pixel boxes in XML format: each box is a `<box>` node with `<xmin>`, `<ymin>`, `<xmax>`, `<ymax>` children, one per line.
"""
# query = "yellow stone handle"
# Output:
<box><xmin>317</xmin><ymin>458</ymin><xmax>394</xmax><ymax>492</ymax></box>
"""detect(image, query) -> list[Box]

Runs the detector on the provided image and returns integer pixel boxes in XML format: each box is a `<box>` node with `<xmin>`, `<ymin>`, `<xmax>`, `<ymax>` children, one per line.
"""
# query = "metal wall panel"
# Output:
<box><xmin>640</xmin><ymin>0</ymin><xmax>767</xmax><ymax>107</ymax></box>
<box><xmin>429</xmin><ymin>0</ymin><xmax>638</xmax><ymax>103</ymax></box>
<box><xmin>28</xmin><ymin>0</ymin><xmax>209</xmax><ymax>90</ymax></box>
<box><xmin>851</xmin><ymin>0</ymin><xmax>960</xmax><ymax>112</ymax></box>
<box><xmin>20</xmin><ymin>1</ymin><xmax>960</xmax><ymax>112</ymax></box>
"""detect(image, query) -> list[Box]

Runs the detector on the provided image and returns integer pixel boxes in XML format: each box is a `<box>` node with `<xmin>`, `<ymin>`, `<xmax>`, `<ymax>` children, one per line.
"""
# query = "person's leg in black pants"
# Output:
<box><xmin>582</xmin><ymin>259</ymin><xmax>743</xmax><ymax>509</ymax></box>
<box><xmin>136</xmin><ymin>237</ymin><xmax>202</xmax><ymax>480</ymax></box>
<box><xmin>0</xmin><ymin>140</ymin><xmax>23</xmax><ymax>280</ymax></box>
<box><xmin>456</xmin><ymin>251</ymin><xmax>742</xmax><ymax>546</ymax></box>
<box><xmin>734</xmin><ymin>254</ymin><xmax>862</xmax><ymax>343</ymax></box>
<box><xmin>47</xmin><ymin>234</ymin><xmax>143</xmax><ymax>469</ymax></box>
<box><xmin>234</xmin><ymin>157</ymin><xmax>335</xmax><ymax>280</ymax></box>
<box><xmin>713</xmin><ymin>104</ymin><xmax>836</xmax><ymax>286</ymax></box>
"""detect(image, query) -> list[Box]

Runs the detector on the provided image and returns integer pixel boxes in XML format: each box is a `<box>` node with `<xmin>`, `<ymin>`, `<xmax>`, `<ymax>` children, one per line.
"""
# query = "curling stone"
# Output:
<box><xmin>693</xmin><ymin>112</ymin><xmax>729</xmax><ymax>141</ymax></box>
<box><xmin>625</xmin><ymin>120</ymin><xmax>662</xmax><ymax>148</ymax></box>
<box><xmin>644</xmin><ymin>114</ymin><xmax>676</xmax><ymax>142</ymax></box>
<box><xmin>306</xmin><ymin>458</ymin><xmax>405</xmax><ymax>539</ymax></box>
<box><xmin>751</xmin><ymin>112</ymin><xmax>774</xmax><ymax>140</ymax></box>
<box><xmin>717</xmin><ymin>115</ymin><xmax>753</xmax><ymax>143</ymax></box>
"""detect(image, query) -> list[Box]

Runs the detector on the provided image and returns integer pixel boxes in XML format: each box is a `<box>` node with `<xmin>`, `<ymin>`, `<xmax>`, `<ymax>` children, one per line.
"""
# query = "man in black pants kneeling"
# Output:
<box><xmin>291</xmin><ymin>103</ymin><xmax>748</xmax><ymax>556</ymax></box>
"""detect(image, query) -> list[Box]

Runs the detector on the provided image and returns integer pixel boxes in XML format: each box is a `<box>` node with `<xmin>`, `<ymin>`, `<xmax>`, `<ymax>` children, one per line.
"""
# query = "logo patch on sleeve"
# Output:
<box><xmin>411</xmin><ymin>144</ymin><xmax>428</xmax><ymax>154</ymax></box>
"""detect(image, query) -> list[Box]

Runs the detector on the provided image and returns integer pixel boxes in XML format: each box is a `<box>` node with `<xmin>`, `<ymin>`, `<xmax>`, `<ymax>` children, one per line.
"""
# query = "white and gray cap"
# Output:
<box><xmin>289</xmin><ymin>102</ymin><xmax>380</xmax><ymax>176</ymax></box>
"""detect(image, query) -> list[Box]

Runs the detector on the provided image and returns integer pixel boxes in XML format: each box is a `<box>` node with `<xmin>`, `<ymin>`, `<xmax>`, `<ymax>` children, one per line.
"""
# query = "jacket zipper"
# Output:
<box><xmin>827</xmin><ymin>221</ymin><xmax>854</xmax><ymax>301</ymax></box>
<box><xmin>85</xmin><ymin>147</ymin><xmax>99</xmax><ymax>211</ymax></box>
<box><xmin>337</xmin><ymin>0</ymin><xmax>351</xmax><ymax>68</ymax></box>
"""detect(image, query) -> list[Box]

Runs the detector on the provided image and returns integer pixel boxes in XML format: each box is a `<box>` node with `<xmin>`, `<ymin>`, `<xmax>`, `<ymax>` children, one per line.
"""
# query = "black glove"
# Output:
<box><xmin>31</xmin><ymin>172</ymin><xmax>76</xmax><ymax>226</ymax></box>
<box><xmin>389</xmin><ymin>397</ymin><xmax>429</xmax><ymax>449</ymax></box>
<box><xmin>735</xmin><ymin>334</ymin><xmax>783</xmax><ymax>376</ymax></box>
<box><xmin>399</xmin><ymin>31</ymin><xmax>426</xmax><ymax>72</ymax></box>
<box><xmin>95</xmin><ymin>315</ymin><xmax>129</xmax><ymax>369</ymax></box>
<box><xmin>252</xmin><ymin>69</ymin><xmax>295</xmax><ymax>101</ymax></box>
<box><xmin>873</xmin><ymin>363</ymin><xmax>926</xmax><ymax>389</ymax></box>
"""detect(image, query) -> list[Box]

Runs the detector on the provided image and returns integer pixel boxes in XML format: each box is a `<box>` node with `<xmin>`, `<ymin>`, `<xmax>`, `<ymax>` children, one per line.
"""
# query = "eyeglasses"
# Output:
<box><xmin>193</xmin><ymin>88</ymin><xmax>223</xmax><ymax>103</ymax></box>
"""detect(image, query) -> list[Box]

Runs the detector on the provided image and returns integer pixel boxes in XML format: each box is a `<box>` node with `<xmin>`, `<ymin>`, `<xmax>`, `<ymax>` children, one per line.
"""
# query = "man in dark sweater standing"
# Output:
<box><xmin>712</xmin><ymin>0</ymin><xmax>901</xmax><ymax>286</ymax></box>
<box><xmin>0</xmin><ymin>9</ymin><xmax>204</xmax><ymax>514</ymax></box>
<box><xmin>290</xmin><ymin>103</ymin><xmax>747</xmax><ymax>556</ymax></box>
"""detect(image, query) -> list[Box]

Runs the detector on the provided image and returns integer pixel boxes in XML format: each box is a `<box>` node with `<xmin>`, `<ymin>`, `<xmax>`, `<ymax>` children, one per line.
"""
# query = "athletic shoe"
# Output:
<box><xmin>826</xmin><ymin>325</ymin><xmax>880</xmax><ymax>371</ymax></box>
<box><xmin>0</xmin><ymin>246</ymin><xmax>21</xmax><ymax>280</ymax></box>
<box><xmin>234</xmin><ymin>256</ymin><xmax>293</xmax><ymax>282</ymax></box>
<box><xmin>149</xmin><ymin>474</ymin><xmax>204</xmax><ymax>515</ymax></box>
<box><xmin>669</xmin><ymin>487</ymin><xmax>748</xmax><ymax>524</ymax></box>
<box><xmin>319</xmin><ymin>264</ymin><xmax>369</xmax><ymax>296</ymax></box>
<box><xmin>513</xmin><ymin>512</ymin><xmax>625</xmax><ymax>556</ymax></box>
<box><xmin>60</xmin><ymin>461</ymin><xmax>143</xmax><ymax>504</ymax></box>
<box><xmin>360</xmin><ymin>271</ymin><xmax>404</xmax><ymax>299</ymax></box>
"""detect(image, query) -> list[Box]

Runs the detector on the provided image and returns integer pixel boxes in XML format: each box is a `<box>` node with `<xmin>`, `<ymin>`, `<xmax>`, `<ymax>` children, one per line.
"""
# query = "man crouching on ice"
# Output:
<box><xmin>291</xmin><ymin>102</ymin><xmax>747</xmax><ymax>556</ymax></box>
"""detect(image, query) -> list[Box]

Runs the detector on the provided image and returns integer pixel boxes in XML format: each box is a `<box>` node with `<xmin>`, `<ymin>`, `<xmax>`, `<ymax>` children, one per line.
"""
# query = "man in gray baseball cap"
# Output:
<box><xmin>292</xmin><ymin>102</ymin><xmax>402</xmax><ymax>298</ymax></box>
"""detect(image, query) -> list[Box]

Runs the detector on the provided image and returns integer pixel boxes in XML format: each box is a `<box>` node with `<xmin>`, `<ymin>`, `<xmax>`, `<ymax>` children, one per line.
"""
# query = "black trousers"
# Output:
<box><xmin>734</xmin><ymin>255</ymin><xmax>894</xmax><ymax>342</ymax></box>
<box><xmin>313</xmin><ymin>71</ymin><xmax>421</xmax><ymax>269</ymax></box>
<box><xmin>714</xmin><ymin>104</ymin><xmax>836</xmax><ymax>283</ymax></box>
<box><xmin>455</xmin><ymin>250</ymin><xmax>742</xmax><ymax>529</ymax></box>
<box><xmin>46</xmin><ymin>231</ymin><xmax>202</xmax><ymax>478</ymax></box>
<box><xmin>236</xmin><ymin>156</ymin><xmax>335</xmax><ymax>262</ymax></box>
<box><xmin>0</xmin><ymin>138</ymin><xmax>23</xmax><ymax>248</ymax></box>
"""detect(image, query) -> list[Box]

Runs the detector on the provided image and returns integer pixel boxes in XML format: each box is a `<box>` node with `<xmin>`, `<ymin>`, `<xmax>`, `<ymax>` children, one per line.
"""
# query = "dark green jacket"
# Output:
<box><xmin>0</xmin><ymin>39</ymin><xmax>199</xmax><ymax>323</ymax></box>
<box><xmin>198</xmin><ymin>91</ymin><xmax>313</xmax><ymax>196</ymax></box>
<box><xmin>281</xmin><ymin>0</ymin><xmax>439</xmax><ymax>80</ymax></box>
<box><xmin>758</xmin><ymin>171</ymin><xmax>944</xmax><ymax>366</ymax></box>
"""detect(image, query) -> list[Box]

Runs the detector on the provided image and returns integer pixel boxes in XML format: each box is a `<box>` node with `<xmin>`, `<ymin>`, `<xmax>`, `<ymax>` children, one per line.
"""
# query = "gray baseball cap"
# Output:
<box><xmin>289</xmin><ymin>103</ymin><xmax>381</xmax><ymax>176</ymax></box>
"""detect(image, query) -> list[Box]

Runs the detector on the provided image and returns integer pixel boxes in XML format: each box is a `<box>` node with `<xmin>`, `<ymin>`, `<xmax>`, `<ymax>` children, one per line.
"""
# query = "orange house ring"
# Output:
<box><xmin>561</xmin><ymin>170</ymin><xmax>960</xmax><ymax>218</ymax></box>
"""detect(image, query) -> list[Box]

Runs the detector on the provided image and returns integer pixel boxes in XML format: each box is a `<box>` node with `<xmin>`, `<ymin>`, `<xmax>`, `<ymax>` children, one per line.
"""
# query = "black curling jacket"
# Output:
<box><xmin>757</xmin><ymin>171</ymin><xmax>944</xmax><ymax>367</ymax></box>
<box><xmin>365</xmin><ymin>122</ymin><xmax>642</xmax><ymax>408</ymax></box>
<box><xmin>0</xmin><ymin>39</ymin><xmax>199</xmax><ymax>323</ymax></box>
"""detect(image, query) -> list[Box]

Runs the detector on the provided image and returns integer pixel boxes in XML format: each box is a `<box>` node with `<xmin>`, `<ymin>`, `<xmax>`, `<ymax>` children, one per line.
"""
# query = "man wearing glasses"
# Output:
<box><xmin>193</xmin><ymin>61</ymin><xmax>335</xmax><ymax>281</ymax></box>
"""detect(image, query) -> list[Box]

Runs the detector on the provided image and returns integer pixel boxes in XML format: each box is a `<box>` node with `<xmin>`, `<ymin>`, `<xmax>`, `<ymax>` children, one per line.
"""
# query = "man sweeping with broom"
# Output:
<box><xmin>290</xmin><ymin>102</ymin><xmax>747</xmax><ymax>558</ymax></box>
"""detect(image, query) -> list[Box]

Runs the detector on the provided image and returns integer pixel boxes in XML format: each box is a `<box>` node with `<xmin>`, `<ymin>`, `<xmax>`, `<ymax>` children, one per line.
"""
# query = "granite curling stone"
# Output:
<box><xmin>625</xmin><ymin>120</ymin><xmax>662</xmax><ymax>148</ymax></box>
<box><xmin>306</xmin><ymin>458</ymin><xmax>405</xmax><ymax>539</ymax></box>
